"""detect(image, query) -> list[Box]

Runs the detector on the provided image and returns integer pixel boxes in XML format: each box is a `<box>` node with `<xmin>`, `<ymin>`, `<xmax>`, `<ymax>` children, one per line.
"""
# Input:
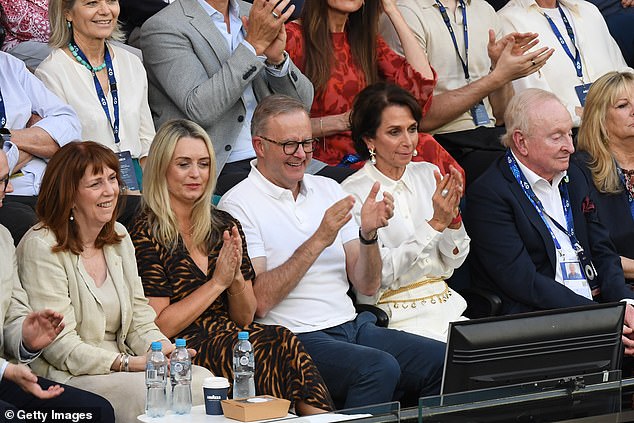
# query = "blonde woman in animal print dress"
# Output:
<box><xmin>130</xmin><ymin>119</ymin><xmax>333</xmax><ymax>415</ymax></box>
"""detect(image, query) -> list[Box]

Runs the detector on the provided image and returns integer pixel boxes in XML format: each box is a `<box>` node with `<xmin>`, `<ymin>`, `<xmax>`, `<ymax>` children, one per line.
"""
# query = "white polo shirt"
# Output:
<box><xmin>218</xmin><ymin>161</ymin><xmax>358</xmax><ymax>333</ymax></box>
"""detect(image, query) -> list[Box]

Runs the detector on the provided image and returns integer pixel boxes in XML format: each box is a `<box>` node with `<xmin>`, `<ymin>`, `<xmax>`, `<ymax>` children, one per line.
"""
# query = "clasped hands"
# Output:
<box><xmin>243</xmin><ymin>0</ymin><xmax>294</xmax><ymax>63</ymax></box>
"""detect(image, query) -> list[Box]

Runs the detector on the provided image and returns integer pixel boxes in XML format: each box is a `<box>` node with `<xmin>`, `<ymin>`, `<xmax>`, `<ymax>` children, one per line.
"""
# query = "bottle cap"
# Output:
<box><xmin>151</xmin><ymin>341</ymin><xmax>163</xmax><ymax>351</ymax></box>
<box><xmin>175</xmin><ymin>338</ymin><xmax>186</xmax><ymax>348</ymax></box>
<box><xmin>238</xmin><ymin>331</ymin><xmax>249</xmax><ymax>340</ymax></box>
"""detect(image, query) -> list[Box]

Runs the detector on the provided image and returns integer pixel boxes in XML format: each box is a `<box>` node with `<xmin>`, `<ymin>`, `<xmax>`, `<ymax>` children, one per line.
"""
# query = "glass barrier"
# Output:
<box><xmin>418</xmin><ymin>370</ymin><xmax>622</xmax><ymax>422</ymax></box>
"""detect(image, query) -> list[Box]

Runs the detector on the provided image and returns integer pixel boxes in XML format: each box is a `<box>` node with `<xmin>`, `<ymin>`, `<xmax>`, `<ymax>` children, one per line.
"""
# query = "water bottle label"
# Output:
<box><xmin>173</xmin><ymin>362</ymin><xmax>184</xmax><ymax>373</ymax></box>
<box><xmin>239</xmin><ymin>355</ymin><xmax>249</xmax><ymax>366</ymax></box>
<box><xmin>147</xmin><ymin>369</ymin><xmax>157</xmax><ymax>379</ymax></box>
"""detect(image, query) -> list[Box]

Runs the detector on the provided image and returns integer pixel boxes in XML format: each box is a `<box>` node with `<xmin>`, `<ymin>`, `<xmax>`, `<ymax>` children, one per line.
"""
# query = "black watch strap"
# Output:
<box><xmin>358</xmin><ymin>228</ymin><xmax>378</xmax><ymax>245</ymax></box>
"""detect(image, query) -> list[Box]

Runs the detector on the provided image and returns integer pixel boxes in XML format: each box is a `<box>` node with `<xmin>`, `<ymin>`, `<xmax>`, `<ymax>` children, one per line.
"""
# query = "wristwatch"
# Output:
<box><xmin>358</xmin><ymin>228</ymin><xmax>378</xmax><ymax>245</ymax></box>
<box><xmin>265</xmin><ymin>50</ymin><xmax>288</xmax><ymax>70</ymax></box>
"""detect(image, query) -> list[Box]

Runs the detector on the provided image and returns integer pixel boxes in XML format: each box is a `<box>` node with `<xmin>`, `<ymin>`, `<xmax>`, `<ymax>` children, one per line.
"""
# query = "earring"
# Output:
<box><xmin>412</xmin><ymin>149</ymin><xmax>418</xmax><ymax>157</ymax></box>
<box><xmin>69</xmin><ymin>208</ymin><xmax>75</xmax><ymax>221</ymax></box>
<box><xmin>67</xmin><ymin>20</ymin><xmax>71</xmax><ymax>30</ymax></box>
<box><xmin>369</xmin><ymin>148</ymin><xmax>376</xmax><ymax>165</ymax></box>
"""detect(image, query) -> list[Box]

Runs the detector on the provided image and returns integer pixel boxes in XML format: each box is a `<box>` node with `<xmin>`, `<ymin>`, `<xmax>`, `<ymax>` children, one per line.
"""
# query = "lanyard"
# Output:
<box><xmin>616</xmin><ymin>166</ymin><xmax>634</xmax><ymax>219</ymax></box>
<box><xmin>506</xmin><ymin>151</ymin><xmax>580</xmax><ymax>253</ymax></box>
<box><xmin>435</xmin><ymin>0</ymin><xmax>470</xmax><ymax>81</ymax></box>
<box><xmin>0</xmin><ymin>87</ymin><xmax>6</xmax><ymax>128</ymax></box>
<box><xmin>542</xmin><ymin>4</ymin><xmax>583</xmax><ymax>80</ymax></box>
<box><xmin>70</xmin><ymin>41</ymin><xmax>121</xmax><ymax>144</ymax></box>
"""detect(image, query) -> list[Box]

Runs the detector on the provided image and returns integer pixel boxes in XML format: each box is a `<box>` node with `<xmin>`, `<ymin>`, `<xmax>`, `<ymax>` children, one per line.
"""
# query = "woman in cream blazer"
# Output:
<box><xmin>16</xmin><ymin>142</ymin><xmax>211</xmax><ymax>422</ymax></box>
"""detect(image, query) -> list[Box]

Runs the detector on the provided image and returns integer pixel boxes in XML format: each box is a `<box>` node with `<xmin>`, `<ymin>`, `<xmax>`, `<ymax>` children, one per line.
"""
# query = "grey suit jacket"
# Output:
<box><xmin>0</xmin><ymin>225</ymin><xmax>33</xmax><ymax>375</ymax></box>
<box><xmin>140</xmin><ymin>0</ymin><xmax>315</xmax><ymax>174</ymax></box>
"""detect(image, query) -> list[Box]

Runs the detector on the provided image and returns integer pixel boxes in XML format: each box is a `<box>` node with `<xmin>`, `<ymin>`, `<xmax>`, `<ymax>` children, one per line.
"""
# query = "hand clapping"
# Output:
<box><xmin>428</xmin><ymin>165</ymin><xmax>463</xmax><ymax>232</ymax></box>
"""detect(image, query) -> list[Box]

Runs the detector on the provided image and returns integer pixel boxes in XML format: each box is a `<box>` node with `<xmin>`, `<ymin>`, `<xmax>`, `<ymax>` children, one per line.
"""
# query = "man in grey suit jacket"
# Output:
<box><xmin>0</xmin><ymin>149</ymin><xmax>115</xmax><ymax>421</ymax></box>
<box><xmin>142</xmin><ymin>0</ymin><xmax>346</xmax><ymax>194</ymax></box>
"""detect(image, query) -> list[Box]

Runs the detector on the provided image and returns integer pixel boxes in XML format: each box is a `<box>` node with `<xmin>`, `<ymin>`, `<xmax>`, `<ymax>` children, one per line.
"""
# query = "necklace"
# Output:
<box><xmin>68</xmin><ymin>42</ymin><xmax>107</xmax><ymax>73</ymax></box>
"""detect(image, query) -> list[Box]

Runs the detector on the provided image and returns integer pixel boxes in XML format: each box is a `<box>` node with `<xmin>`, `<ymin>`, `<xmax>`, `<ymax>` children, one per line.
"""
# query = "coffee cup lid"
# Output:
<box><xmin>203</xmin><ymin>376</ymin><xmax>230</xmax><ymax>388</ymax></box>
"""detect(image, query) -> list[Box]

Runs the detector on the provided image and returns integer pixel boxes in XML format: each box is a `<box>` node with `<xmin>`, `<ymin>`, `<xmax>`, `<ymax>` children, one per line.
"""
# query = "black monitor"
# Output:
<box><xmin>441</xmin><ymin>302</ymin><xmax>625</xmax><ymax>395</ymax></box>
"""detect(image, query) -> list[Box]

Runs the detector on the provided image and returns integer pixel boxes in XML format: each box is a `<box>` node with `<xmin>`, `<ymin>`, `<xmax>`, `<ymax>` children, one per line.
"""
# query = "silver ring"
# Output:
<box><xmin>272</xmin><ymin>11</ymin><xmax>280</xmax><ymax>19</ymax></box>
<box><xmin>531</xmin><ymin>59</ymin><xmax>536</xmax><ymax>66</ymax></box>
<box><xmin>441</xmin><ymin>189</ymin><xmax>449</xmax><ymax>198</ymax></box>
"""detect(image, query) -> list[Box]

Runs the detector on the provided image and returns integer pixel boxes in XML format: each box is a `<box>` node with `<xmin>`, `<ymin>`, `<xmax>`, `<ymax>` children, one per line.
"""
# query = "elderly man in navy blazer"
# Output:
<box><xmin>465</xmin><ymin>88</ymin><xmax>634</xmax><ymax>352</ymax></box>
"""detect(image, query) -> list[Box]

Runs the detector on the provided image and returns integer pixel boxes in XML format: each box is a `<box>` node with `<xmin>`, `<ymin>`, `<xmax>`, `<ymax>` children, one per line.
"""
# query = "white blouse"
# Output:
<box><xmin>341</xmin><ymin>161</ymin><xmax>471</xmax><ymax>305</ymax></box>
<box><xmin>35</xmin><ymin>43</ymin><xmax>155</xmax><ymax>159</ymax></box>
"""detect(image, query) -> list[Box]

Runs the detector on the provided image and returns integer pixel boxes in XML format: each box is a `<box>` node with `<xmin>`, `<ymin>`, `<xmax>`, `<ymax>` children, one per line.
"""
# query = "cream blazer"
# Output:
<box><xmin>0</xmin><ymin>225</ymin><xmax>34</xmax><ymax>371</ymax></box>
<box><xmin>16</xmin><ymin>222</ymin><xmax>166</xmax><ymax>383</ymax></box>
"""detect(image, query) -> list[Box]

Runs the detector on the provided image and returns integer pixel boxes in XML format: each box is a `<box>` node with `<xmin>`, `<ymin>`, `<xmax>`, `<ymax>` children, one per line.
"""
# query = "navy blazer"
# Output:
<box><xmin>464</xmin><ymin>154</ymin><xmax>633</xmax><ymax>315</ymax></box>
<box><xmin>574</xmin><ymin>152</ymin><xmax>634</xmax><ymax>285</ymax></box>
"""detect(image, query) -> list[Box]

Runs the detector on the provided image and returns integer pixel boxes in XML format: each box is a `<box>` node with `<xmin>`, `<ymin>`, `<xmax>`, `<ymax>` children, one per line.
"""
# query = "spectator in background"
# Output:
<box><xmin>466</xmin><ymin>88</ymin><xmax>634</xmax><ymax>317</ymax></box>
<box><xmin>36</xmin><ymin>0</ymin><xmax>156</xmax><ymax>224</ymax></box>
<box><xmin>575</xmin><ymin>71</ymin><xmax>634</xmax><ymax>285</ymax></box>
<box><xmin>142</xmin><ymin>0</ymin><xmax>344</xmax><ymax>196</ymax></box>
<box><xmin>219</xmin><ymin>94</ymin><xmax>445</xmax><ymax>408</ymax></box>
<box><xmin>380</xmin><ymin>0</ymin><xmax>553</xmax><ymax>184</ymax></box>
<box><xmin>342</xmin><ymin>83</ymin><xmax>470</xmax><ymax>342</ymax></box>
<box><xmin>586</xmin><ymin>0</ymin><xmax>634</xmax><ymax>67</ymax></box>
<box><xmin>0</xmin><ymin>146</ymin><xmax>115</xmax><ymax>422</ymax></box>
<box><xmin>16</xmin><ymin>142</ymin><xmax>212</xmax><ymax>423</ymax></box>
<box><xmin>0</xmin><ymin>51</ymin><xmax>80</xmax><ymax>244</ymax></box>
<box><xmin>130</xmin><ymin>119</ymin><xmax>333</xmax><ymax>414</ymax></box>
<box><xmin>0</xmin><ymin>0</ymin><xmax>50</xmax><ymax>69</ymax></box>
<box><xmin>498</xmin><ymin>0</ymin><xmax>631</xmax><ymax>128</ymax></box>
<box><xmin>286</xmin><ymin>0</ymin><xmax>462</xmax><ymax>179</ymax></box>
<box><xmin>120</xmin><ymin>0</ymin><xmax>303</xmax><ymax>47</ymax></box>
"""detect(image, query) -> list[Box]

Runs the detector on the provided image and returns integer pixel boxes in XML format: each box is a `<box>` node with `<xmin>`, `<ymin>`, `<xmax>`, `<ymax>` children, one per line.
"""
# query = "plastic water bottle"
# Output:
<box><xmin>232</xmin><ymin>331</ymin><xmax>256</xmax><ymax>399</ymax></box>
<box><xmin>170</xmin><ymin>338</ymin><xmax>192</xmax><ymax>414</ymax></box>
<box><xmin>145</xmin><ymin>341</ymin><xmax>168</xmax><ymax>417</ymax></box>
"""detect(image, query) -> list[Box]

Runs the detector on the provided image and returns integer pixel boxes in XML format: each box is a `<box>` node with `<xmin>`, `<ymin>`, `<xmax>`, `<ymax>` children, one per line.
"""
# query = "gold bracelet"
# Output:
<box><xmin>123</xmin><ymin>354</ymin><xmax>130</xmax><ymax>372</ymax></box>
<box><xmin>227</xmin><ymin>282</ymin><xmax>247</xmax><ymax>297</ymax></box>
<box><xmin>117</xmin><ymin>352</ymin><xmax>124</xmax><ymax>373</ymax></box>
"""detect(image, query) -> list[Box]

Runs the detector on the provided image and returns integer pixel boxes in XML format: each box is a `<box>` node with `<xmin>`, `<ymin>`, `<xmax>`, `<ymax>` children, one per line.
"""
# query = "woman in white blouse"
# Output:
<box><xmin>35</xmin><ymin>0</ymin><xmax>154</xmax><ymax>192</ymax></box>
<box><xmin>342</xmin><ymin>83</ymin><xmax>470</xmax><ymax>342</ymax></box>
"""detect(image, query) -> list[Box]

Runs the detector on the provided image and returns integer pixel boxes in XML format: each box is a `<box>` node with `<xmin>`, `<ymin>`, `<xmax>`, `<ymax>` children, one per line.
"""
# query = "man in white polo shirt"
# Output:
<box><xmin>219</xmin><ymin>94</ymin><xmax>445</xmax><ymax>408</ymax></box>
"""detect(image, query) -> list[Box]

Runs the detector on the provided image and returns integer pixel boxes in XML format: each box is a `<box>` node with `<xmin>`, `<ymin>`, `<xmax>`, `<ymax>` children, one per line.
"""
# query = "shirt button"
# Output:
<box><xmin>237</xmin><ymin>115</ymin><xmax>244</xmax><ymax>123</ymax></box>
<box><xmin>224</xmin><ymin>145</ymin><xmax>232</xmax><ymax>151</ymax></box>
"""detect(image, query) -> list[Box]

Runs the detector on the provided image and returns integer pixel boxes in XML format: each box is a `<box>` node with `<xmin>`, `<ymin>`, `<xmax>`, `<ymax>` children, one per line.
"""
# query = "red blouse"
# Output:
<box><xmin>285</xmin><ymin>21</ymin><xmax>459</xmax><ymax>176</ymax></box>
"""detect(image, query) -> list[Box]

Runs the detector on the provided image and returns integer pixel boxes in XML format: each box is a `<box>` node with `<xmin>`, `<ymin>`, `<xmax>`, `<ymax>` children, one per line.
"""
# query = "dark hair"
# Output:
<box><xmin>300</xmin><ymin>0</ymin><xmax>380</xmax><ymax>93</ymax></box>
<box><xmin>36</xmin><ymin>141</ymin><xmax>124</xmax><ymax>254</ymax></box>
<box><xmin>350</xmin><ymin>82</ymin><xmax>422</xmax><ymax>159</ymax></box>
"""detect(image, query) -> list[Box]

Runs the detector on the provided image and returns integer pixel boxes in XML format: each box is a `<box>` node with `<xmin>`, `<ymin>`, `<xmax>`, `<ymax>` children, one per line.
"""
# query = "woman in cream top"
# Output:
<box><xmin>342</xmin><ymin>83</ymin><xmax>470</xmax><ymax>342</ymax></box>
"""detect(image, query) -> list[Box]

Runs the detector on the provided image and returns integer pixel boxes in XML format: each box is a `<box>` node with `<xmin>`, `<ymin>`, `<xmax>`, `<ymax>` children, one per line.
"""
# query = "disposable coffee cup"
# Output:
<box><xmin>203</xmin><ymin>376</ymin><xmax>230</xmax><ymax>415</ymax></box>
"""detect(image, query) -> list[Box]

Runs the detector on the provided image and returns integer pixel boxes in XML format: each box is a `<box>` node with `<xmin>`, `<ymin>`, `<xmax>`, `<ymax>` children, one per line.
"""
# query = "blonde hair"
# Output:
<box><xmin>578</xmin><ymin>71</ymin><xmax>634</xmax><ymax>194</ymax></box>
<box><xmin>49</xmin><ymin>0</ymin><xmax>125</xmax><ymax>48</ymax></box>
<box><xmin>501</xmin><ymin>89</ymin><xmax>563</xmax><ymax>149</ymax></box>
<box><xmin>142</xmin><ymin>119</ymin><xmax>219</xmax><ymax>252</ymax></box>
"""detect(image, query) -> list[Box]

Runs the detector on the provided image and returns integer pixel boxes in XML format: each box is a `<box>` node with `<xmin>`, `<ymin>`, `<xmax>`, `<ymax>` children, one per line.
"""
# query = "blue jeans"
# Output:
<box><xmin>297</xmin><ymin>312</ymin><xmax>444</xmax><ymax>408</ymax></box>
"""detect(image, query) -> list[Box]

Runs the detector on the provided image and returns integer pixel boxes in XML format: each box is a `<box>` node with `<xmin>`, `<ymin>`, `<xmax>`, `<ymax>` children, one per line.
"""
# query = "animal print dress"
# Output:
<box><xmin>130</xmin><ymin>210</ymin><xmax>334</xmax><ymax>411</ymax></box>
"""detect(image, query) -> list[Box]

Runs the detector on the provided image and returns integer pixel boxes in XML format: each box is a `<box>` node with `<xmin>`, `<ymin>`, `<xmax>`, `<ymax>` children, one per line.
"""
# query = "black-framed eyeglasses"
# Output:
<box><xmin>258</xmin><ymin>135</ymin><xmax>317</xmax><ymax>155</ymax></box>
<box><xmin>0</xmin><ymin>175</ymin><xmax>8</xmax><ymax>193</ymax></box>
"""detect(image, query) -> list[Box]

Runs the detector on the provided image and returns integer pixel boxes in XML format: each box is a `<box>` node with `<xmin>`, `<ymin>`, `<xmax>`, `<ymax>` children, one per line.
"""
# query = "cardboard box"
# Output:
<box><xmin>221</xmin><ymin>395</ymin><xmax>291</xmax><ymax>422</ymax></box>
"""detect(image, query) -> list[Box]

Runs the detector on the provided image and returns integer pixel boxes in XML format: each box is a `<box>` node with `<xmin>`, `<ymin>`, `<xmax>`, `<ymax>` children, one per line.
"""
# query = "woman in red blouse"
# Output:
<box><xmin>286</xmin><ymin>0</ymin><xmax>461</xmax><ymax>176</ymax></box>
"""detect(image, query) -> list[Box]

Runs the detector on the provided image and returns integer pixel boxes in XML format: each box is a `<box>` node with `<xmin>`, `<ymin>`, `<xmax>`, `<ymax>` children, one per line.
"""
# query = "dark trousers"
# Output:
<box><xmin>296</xmin><ymin>312</ymin><xmax>444</xmax><ymax>409</ymax></box>
<box><xmin>0</xmin><ymin>377</ymin><xmax>115</xmax><ymax>422</ymax></box>
<box><xmin>0</xmin><ymin>197</ymin><xmax>38</xmax><ymax>245</ymax></box>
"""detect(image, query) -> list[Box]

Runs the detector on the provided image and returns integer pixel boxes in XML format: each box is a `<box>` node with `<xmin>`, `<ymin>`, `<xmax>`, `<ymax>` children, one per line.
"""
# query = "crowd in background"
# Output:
<box><xmin>1</xmin><ymin>0</ymin><xmax>634</xmax><ymax>420</ymax></box>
